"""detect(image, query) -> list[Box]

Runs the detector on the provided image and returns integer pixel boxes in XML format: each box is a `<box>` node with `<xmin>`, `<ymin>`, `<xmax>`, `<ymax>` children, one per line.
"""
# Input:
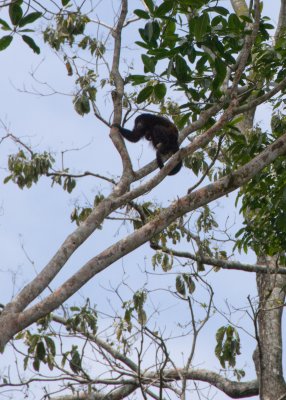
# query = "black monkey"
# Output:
<box><xmin>112</xmin><ymin>113</ymin><xmax>182</xmax><ymax>175</ymax></box>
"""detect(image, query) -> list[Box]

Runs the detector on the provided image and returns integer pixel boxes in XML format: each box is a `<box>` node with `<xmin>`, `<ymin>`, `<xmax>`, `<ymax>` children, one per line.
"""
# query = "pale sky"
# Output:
<box><xmin>0</xmin><ymin>2</ymin><xmax>282</xmax><ymax>399</ymax></box>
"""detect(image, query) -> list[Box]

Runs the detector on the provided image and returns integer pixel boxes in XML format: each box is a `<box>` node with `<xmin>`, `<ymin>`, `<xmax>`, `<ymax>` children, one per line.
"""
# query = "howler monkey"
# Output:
<box><xmin>112</xmin><ymin>113</ymin><xmax>182</xmax><ymax>175</ymax></box>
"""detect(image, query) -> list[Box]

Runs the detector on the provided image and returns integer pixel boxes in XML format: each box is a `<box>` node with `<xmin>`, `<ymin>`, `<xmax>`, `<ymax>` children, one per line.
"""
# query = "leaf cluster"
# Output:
<box><xmin>0</xmin><ymin>0</ymin><xmax>42</xmax><ymax>53</ymax></box>
<box><xmin>126</xmin><ymin>0</ymin><xmax>286</xmax><ymax>131</ymax></box>
<box><xmin>224</xmin><ymin>116</ymin><xmax>286</xmax><ymax>256</ymax></box>
<box><xmin>5</xmin><ymin>150</ymin><xmax>54</xmax><ymax>189</ymax></box>
<box><xmin>72</xmin><ymin>70</ymin><xmax>97</xmax><ymax>115</ymax></box>
<box><xmin>15</xmin><ymin>330</ymin><xmax>56</xmax><ymax>372</ymax></box>
<box><xmin>116</xmin><ymin>291</ymin><xmax>147</xmax><ymax>342</ymax></box>
<box><xmin>130</xmin><ymin>0</ymin><xmax>251</xmax><ymax>115</ymax></box>
<box><xmin>176</xmin><ymin>274</ymin><xmax>196</xmax><ymax>296</ymax></box>
<box><xmin>62</xmin><ymin>345</ymin><xmax>84</xmax><ymax>375</ymax></box>
<box><xmin>66</xmin><ymin>300</ymin><xmax>98</xmax><ymax>335</ymax></box>
<box><xmin>71</xmin><ymin>194</ymin><xmax>105</xmax><ymax>226</ymax></box>
<box><xmin>215</xmin><ymin>325</ymin><xmax>241</xmax><ymax>368</ymax></box>
<box><xmin>43</xmin><ymin>11</ymin><xmax>90</xmax><ymax>50</ymax></box>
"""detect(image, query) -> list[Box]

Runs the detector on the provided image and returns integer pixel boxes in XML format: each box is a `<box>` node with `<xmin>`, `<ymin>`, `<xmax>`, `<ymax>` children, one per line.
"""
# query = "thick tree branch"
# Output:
<box><xmin>9</xmin><ymin>72</ymin><xmax>282</xmax><ymax>321</ymax></box>
<box><xmin>2</xmin><ymin>1</ymin><xmax>132</xmax><ymax>320</ymax></box>
<box><xmin>51</xmin><ymin>370</ymin><xmax>258</xmax><ymax>400</ymax></box>
<box><xmin>230</xmin><ymin>0</ymin><xmax>260</xmax><ymax>94</ymax></box>
<box><xmin>275</xmin><ymin>0</ymin><xmax>286</xmax><ymax>42</ymax></box>
<box><xmin>1</xmin><ymin>129</ymin><xmax>286</xmax><ymax>350</ymax></box>
<box><xmin>0</xmin><ymin>99</ymin><xmax>233</xmax><ymax>320</ymax></box>
<box><xmin>231</xmin><ymin>0</ymin><xmax>249</xmax><ymax>16</ymax></box>
<box><xmin>52</xmin><ymin>383</ymin><xmax>137</xmax><ymax>400</ymax></box>
<box><xmin>109</xmin><ymin>0</ymin><xmax>134</xmax><ymax>181</ymax></box>
<box><xmin>134</xmin><ymin>74</ymin><xmax>286</xmax><ymax>182</ymax></box>
<box><xmin>145</xmin><ymin>369</ymin><xmax>258</xmax><ymax>399</ymax></box>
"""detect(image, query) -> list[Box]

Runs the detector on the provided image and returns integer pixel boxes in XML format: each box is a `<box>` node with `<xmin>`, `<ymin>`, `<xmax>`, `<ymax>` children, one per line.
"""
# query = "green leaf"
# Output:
<box><xmin>22</xmin><ymin>35</ymin><xmax>40</xmax><ymax>54</ymax></box>
<box><xmin>134</xmin><ymin>9</ymin><xmax>150</xmax><ymax>19</ymax></box>
<box><xmin>228</xmin><ymin>14</ymin><xmax>242</xmax><ymax>31</ymax></box>
<box><xmin>176</xmin><ymin>275</ymin><xmax>186</xmax><ymax>296</ymax></box>
<box><xmin>276</xmin><ymin>212</ymin><xmax>286</xmax><ymax>231</ymax></box>
<box><xmin>137</xmin><ymin>86</ymin><xmax>153</xmax><ymax>104</ymax></box>
<box><xmin>3</xmin><ymin>175</ymin><xmax>12</xmax><ymax>184</ymax></box>
<box><xmin>44</xmin><ymin>336</ymin><xmax>56</xmax><ymax>356</ymax></box>
<box><xmin>70</xmin><ymin>306</ymin><xmax>80</xmax><ymax>312</ymax></box>
<box><xmin>142</xmin><ymin>54</ymin><xmax>156</xmax><ymax>72</ymax></box>
<box><xmin>137</xmin><ymin>309</ymin><xmax>147</xmax><ymax>325</ymax></box>
<box><xmin>65</xmin><ymin>177</ymin><xmax>76</xmax><ymax>193</ymax></box>
<box><xmin>194</xmin><ymin>13</ymin><xmax>209</xmax><ymax>42</ymax></box>
<box><xmin>33</xmin><ymin>358</ymin><xmax>40</xmax><ymax>371</ymax></box>
<box><xmin>263</xmin><ymin>23</ymin><xmax>274</xmax><ymax>30</ymax></box>
<box><xmin>19</xmin><ymin>12</ymin><xmax>42</xmax><ymax>27</ymax></box>
<box><xmin>162</xmin><ymin>253</ymin><xmax>172</xmax><ymax>271</ymax></box>
<box><xmin>183</xmin><ymin>274</ymin><xmax>196</xmax><ymax>294</ymax></box>
<box><xmin>155</xmin><ymin>0</ymin><xmax>174</xmax><ymax>17</ymax></box>
<box><xmin>145</xmin><ymin>21</ymin><xmax>154</xmax><ymax>41</ymax></box>
<box><xmin>207</xmin><ymin>6</ymin><xmax>229</xmax><ymax>16</ymax></box>
<box><xmin>213</xmin><ymin>57</ymin><xmax>227</xmax><ymax>90</ymax></box>
<box><xmin>127</xmin><ymin>74</ymin><xmax>148</xmax><ymax>85</ymax></box>
<box><xmin>189</xmin><ymin>88</ymin><xmax>200</xmax><ymax>101</ymax></box>
<box><xmin>144</xmin><ymin>0</ymin><xmax>154</xmax><ymax>13</ymax></box>
<box><xmin>62</xmin><ymin>0</ymin><xmax>70</xmax><ymax>5</ymax></box>
<box><xmin>0</xmin><ymin>35</ymin><xmax>13</xmax><ymax>51</ymax></box>
<box><xmin>36</xmin><ymin>341</ymin><xmax>46</xmax><ymax>361</ymax></box>
<box><xmin>215</xmin><ymin>325</ymin><xmax>241</xmax><ymax>368</ymax></box>
<box><xmin>73</xmin><ymin>93</ymin><xmax>90</xmax><ymax>115</ymax></box>
<box><xmin>174</xmin><ymin>55</ymin><xmax>189</xmax><ymax>81</ymax></box>
<box><xmin>133</xmin><ymin>291</ymin><xmax>147</xmax><ymax>310</ymax></box>
<box><xmin>0</xmin><ymin>18</ymin><xmax>11</xmax><ymax>31</ymax></box>
<box><xmin>154</xmin><ymin>83</ymin><xmax>166</xmax><ymax>100</ymax></box>
<box><xmin>9</xmin><ymin>3</ymin><xmax>23</xmax><ymax>25</ymax></box>
<box><xmin>144</xmin><ymin>21</ymin><xmax>160</xmax><ymax>43</ymax></box>
<box><xmin>212</xmin><ymin>15</ymin><xmax>224</xmax><ymax>27</ymax></box>
<box><xmin>176</xmin><ymin>112</ymin><xmax>191</xmax><ymax>129</ymax></box>
<box><xmin>135</xmin><ymin>40</ymin><xmax>150</xmax><ymax>49</ymax></box>
<box><xmin>19</xmin><ymin>29</ymin><xmax>35</xmax><ymax>33</ymax></box>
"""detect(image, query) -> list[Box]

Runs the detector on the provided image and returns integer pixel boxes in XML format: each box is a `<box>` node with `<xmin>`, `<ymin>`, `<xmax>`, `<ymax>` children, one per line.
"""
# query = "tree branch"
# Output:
<box><xmin>2</xmin><ymin>129</ymin><xmax>286</xmax><ymax>349</ymax></box>
<box><xmin>275</xmin><ymin>0</ymin><xmax>286</xmax><ymax>42</ymax></box>
<box><xmin>150</xmin><ymin>243</ymin><xmax>286</xmax><ymax>274</ymax></box>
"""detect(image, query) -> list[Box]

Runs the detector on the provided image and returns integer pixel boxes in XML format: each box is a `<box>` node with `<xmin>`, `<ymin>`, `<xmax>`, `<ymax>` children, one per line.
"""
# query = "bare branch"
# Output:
<box><xmin>150</xmin><ymin>243</ymin><xmax>286</xmax><ymax>275</ymax></box>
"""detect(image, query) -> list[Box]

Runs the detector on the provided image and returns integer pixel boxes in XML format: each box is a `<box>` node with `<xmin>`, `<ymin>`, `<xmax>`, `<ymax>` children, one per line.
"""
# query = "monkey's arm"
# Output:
<box><xmin>112</xmin><ymin>124</ymin><xmax>142</xmax><ymax>143</ymax></box>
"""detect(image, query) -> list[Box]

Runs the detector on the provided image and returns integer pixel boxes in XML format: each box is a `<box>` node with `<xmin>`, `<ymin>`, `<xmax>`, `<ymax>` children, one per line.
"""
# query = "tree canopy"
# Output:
<box><xmin>0</xmin><ymin>1</ymin><xmax>286</xmax><ymax>399</ymax></box>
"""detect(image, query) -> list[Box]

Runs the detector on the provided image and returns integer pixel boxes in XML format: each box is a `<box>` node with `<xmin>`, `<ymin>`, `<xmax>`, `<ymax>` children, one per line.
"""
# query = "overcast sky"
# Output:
<box><xmin>0</xmin><ymin>2</ymin><xmax>282</xmax><ymax>399</ymax></box>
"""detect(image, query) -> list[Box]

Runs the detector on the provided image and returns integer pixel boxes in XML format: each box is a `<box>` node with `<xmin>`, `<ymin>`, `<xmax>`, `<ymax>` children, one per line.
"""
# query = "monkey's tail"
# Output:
<box><xmin>168</xmin><ymin>160</ymin><xmax>183</xmax><ymax>176</ymax></box>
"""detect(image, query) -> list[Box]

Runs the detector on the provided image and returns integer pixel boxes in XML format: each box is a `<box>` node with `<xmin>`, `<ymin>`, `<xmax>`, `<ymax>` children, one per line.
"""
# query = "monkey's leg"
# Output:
<box><xmin>156</xmin><ymin>143</ymin><xmax>182</xmax><ymax>175</ymax></box>
<box><xmin>155</xmin><ymin>145</ymin><xmax>165</xmax><ymax>169</ymax></box>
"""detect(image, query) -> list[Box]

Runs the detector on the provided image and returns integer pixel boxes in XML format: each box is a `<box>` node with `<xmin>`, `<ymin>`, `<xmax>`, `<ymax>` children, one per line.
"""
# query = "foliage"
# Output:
<box><xmin>215</xmin><ymin>325</ymin><xmax>241</xmax><ymax>368</ymax></box>
<box><xmin>14</xmin><ymin>301</ymin><xmax>97</xmax><ymax>375</ymax></box>
<box><xmin>222</xmin><ymin>116</ymin><xmax>286</xmax><ymax>255</ymax></box>
<box><xmin>130</xmin><ymin>0</ymin><xmax>278</xmax><ymax>125</ymax></box>
<box><xmin>66</xmin><ymin>299</ymin><xmax>98</xmax><ymax>334</ymax></box>
<box><xmin>0</xmin><ymin>1</ymin><xmax>42</xmax><ymax>53</ymax></box>
<box><xmin>4</xmin><ymin>151</ymin><xmax>54</xmax><ymax>189</ymax></box>
<box><xmin>1</xmin><ymin>0</ymin><xmax>286</xmax><ymax>399</ymax></box>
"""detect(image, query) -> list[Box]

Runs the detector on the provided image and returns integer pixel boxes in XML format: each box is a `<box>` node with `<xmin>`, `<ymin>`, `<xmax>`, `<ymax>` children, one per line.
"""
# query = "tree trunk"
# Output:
<box><xmin>253</xmin><ymin>256</ymin><xmax>286</xmax><ymax>400</ymax></box>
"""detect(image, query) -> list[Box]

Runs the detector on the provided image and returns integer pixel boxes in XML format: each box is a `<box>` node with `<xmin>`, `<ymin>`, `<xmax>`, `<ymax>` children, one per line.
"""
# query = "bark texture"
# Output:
<box><xmin>254</xmin><ymin>256</ymin><xmax>286</xmax><ymax>400</ymax></box>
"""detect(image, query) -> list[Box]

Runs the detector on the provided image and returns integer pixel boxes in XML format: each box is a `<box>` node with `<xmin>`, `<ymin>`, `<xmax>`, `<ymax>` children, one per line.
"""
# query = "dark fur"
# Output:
<box><xmin>113</xmin><ymin>113</ymin><xmax>182</xmax><ymax>175</ymax></box>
